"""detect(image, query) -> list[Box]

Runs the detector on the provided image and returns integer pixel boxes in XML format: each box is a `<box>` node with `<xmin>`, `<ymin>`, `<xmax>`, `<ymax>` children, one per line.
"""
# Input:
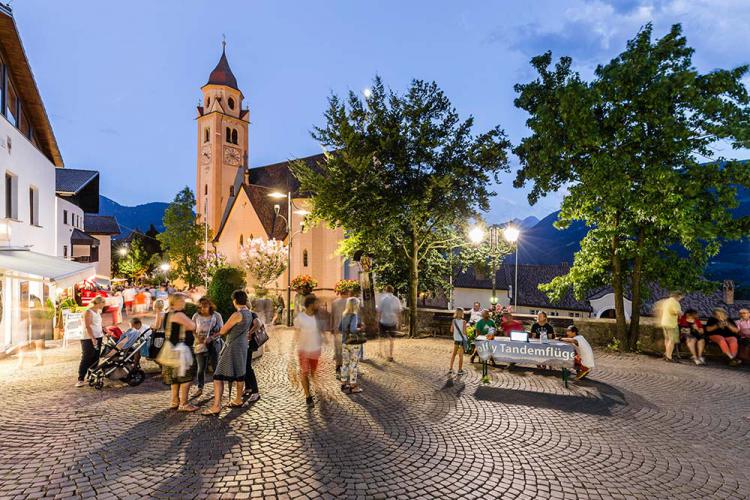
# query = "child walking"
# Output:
<box><xmin>560</xmin><ymin>325</ymin><xmax>595</xmax><ymax>380</ymax></box>
<box><xmin>449</xmin><ymin>308</ymin><xmax>468</xmax><ymax>375</ymax></box>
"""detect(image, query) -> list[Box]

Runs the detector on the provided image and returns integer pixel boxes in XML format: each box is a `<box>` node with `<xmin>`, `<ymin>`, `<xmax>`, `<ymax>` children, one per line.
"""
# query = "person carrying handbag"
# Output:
<box><xmin>449</xmin><ymin>308</ymin><xmax>468</xmax><ymax>376</ymax></box>
<box><xmin>338</xmin><ymin>297</ymin><xmax>366</xmax><ymax>393</ymax></box>
<box><xmin>158</xmin><ymin>294</ymin><xmax>198</xmax><ymax>412</ymax></box>
<box><xmin>243</xmin><ymin>309</ymin><xmax>265</xmax><ymax>402</ymax></box>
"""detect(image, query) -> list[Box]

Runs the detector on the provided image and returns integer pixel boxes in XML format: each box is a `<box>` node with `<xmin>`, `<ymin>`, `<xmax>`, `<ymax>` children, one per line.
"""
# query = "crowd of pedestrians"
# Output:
<box><xmin>74</xmin><ymin>282</ymin><xmax>748</xmax><ymax>411</ymax></box>
<box><xmin>74</xmin><ymin>280</ymin><xmax>405</xmax><ymax>411</ymax></box>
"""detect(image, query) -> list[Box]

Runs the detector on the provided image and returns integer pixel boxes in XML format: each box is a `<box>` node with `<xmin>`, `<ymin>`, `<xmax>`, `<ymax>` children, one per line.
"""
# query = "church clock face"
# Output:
<box><xmin>224</xmin><ymin>146</ymin><xmax>241</xmax><ymax>166</ymax></box>
<box><xmin>201</xmin><ymin>145</ymin><xmax>211</xmax><ymax>164</ymax></box>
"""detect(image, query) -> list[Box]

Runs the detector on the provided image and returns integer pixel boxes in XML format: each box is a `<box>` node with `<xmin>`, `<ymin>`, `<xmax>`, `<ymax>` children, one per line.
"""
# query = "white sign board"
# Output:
<box><xmin>63</xmin><ymin>310</ymin><xmax>85</xmax><ymax>341</ymax></box>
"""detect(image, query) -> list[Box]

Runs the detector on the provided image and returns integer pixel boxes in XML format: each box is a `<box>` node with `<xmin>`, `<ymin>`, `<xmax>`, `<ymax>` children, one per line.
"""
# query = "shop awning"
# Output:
<box><xmin>0</xmin><ymin>248</ymin><xmax>96</xmax><ymax>288</ymax></box>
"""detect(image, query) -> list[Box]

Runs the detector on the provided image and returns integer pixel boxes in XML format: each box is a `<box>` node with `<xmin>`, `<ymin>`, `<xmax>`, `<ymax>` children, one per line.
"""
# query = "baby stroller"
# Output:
<box><xmin>87</xmin><ymin>328</ymin><xmax>151</xmax><ymax>390</ymax></box>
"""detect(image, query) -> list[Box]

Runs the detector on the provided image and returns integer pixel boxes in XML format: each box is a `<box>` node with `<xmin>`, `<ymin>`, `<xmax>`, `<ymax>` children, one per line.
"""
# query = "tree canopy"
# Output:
<box><xmin>513</xmin><ymin>23</ymin><xmax>750</xmax><ymax>348</ymax></box>
<box><xmin>158</xmin><ymin>187</ymin><xmax>206</xmax><ymax>288</ymax></box>
<box><xmin>292</xmin><ymin>77</ymin><xmax>511</xmax><ymax>335</ymax></box>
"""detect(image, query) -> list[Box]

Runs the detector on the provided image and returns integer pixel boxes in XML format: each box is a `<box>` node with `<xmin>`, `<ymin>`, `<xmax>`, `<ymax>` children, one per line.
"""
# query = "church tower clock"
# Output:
<box><xmin>196</xmin><ymin>42</ymin><xmax>249</xmax><ymax>233</ymax></box>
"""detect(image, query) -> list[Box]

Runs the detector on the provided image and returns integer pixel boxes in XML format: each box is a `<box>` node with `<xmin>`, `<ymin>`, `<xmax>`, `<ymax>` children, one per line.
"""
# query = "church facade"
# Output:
<box><xmin>196</xmin><ymin>46</ymin><xmax>352</xmax><ymax>300</ymax></box>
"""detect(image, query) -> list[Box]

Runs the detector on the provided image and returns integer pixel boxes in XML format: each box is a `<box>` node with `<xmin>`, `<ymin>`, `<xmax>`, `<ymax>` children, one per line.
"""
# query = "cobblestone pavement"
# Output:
<box><xmin>0</xmin><ymin>329</ymin><xmax>748</xmax><ymax>500</ymax></box>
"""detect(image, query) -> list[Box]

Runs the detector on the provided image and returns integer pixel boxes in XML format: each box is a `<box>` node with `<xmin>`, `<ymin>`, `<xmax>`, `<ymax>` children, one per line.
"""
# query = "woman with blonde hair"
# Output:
<box><xmin>449</xmin><ymin>308</ymin><xmax>467</xmax><ymax>375</ymax></box>
<box><xmin>338</xmin><ymin>297</ymin><xmax>365</xmax><ymax>393</ymax></box>
<box><xmin>161</xmin><ymin>294</ymin><xmax>198</xmax><ymax>411</ymax></box>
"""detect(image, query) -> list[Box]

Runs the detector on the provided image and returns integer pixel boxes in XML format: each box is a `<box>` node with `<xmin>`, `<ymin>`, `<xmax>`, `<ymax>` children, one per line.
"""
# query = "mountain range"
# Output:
<box><xmin>98</xmin><ymin>193</ymin><xmax>749</xmax><ymax>284</ymax></box>
<box><xmin>98</xmin><ymin>195</ymin><xmax>168</xmax><ymax>237</ymax></box>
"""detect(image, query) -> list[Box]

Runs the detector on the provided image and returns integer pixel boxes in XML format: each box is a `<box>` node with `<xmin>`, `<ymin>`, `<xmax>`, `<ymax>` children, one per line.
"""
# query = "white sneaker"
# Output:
<box><xmin>447</xmin><ymin>369</ymin><xmax>454</xmax><ymax>374</ymax></box>
<box><xmin>693</xmin><ymin>357</ymin><xmax>701</xmax><ymax>365</ymax></box>
<box><xmin>75</xmin><ymin>380</ymin><xmax>86</xmax><ymax>388</ymax></box>
<box><xmin>699</xmin><ymin>357</ymin><xmax>706</xmax><ymax>364</ymax></box>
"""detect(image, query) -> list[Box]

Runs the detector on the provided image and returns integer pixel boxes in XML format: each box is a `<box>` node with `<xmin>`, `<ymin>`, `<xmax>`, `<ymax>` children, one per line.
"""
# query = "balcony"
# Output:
<box><xmin>72</xmin><ymin>255</ymin><xmax>98</xmax><ymax>264</ymax></box>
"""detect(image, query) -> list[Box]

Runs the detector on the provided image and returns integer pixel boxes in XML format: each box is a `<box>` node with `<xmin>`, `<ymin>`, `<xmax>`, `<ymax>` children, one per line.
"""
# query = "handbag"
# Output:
<box><xmin>342</xmin><ymin>314</ymin><xmax>366</xmax><ymax>345</ymax></box>
<box><xmin>250</xmin><ymin>313</ymin><xmax>269</xmax><ymax>350</ymax></box>
<box><xmin>453</xmin><ymin>319</ymin><xmax>469</xmax><ymax>351</ymax></box>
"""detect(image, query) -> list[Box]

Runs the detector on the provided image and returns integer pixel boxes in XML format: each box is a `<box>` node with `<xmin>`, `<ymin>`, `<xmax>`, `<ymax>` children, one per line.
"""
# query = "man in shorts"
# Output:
<box><xmin>658</xmin><ymin>292</ymin><xmax>683</xmax><ymax>362</ymax></box>
<box><xmin>377</xmin><ymin>285</ymin><xmax>402</xmax><ymax>362</ymax></box>
<box><xmin>295</xmin><ymin>294</ymin><xmax>322</xmax><ymax>407</ymax></box>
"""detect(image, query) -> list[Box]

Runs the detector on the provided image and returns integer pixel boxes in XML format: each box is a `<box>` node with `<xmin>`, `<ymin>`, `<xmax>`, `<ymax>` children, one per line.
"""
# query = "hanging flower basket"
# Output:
<box><xmin>291</xmin><ymin>275</ymin><xmax>318</xmax><ymax>295</ymax></box>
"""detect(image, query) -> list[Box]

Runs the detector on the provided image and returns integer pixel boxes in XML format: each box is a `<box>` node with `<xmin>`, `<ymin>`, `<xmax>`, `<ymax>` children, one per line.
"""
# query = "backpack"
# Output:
<box><xmin>340</xmin><ymin>314</ymin><xmax>366</xmax><ymax>345</ymax></box>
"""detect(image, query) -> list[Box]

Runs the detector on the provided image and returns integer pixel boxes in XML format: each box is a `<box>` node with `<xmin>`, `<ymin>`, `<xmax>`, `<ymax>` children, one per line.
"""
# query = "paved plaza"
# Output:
<box><xmin>0</xmin><ymin>330</ymin><xmax>748</xmax><ymax>499</ymax></box>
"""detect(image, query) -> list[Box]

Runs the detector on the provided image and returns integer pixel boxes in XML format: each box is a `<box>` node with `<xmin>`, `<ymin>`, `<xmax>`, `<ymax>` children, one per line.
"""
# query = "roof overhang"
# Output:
<box><xmin>0</xmin><ymin>7</ymin><xmax>64</xmax><ymax>166</ymax></box>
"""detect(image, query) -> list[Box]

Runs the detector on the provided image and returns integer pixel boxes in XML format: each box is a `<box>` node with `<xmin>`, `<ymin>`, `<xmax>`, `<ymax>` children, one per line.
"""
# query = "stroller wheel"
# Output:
<box><xmin>127</xmin><ymin>369</ymin><xmax>145</xmax><ymax>387</ymax></box>
<box><xmin>94</xmin><ymin>379</ymin><xmax>104</xmax><ymax>390</ymax></box>
<box><xmin>88</xmin><ymin>377</ymin><xmax>96</xmax><ymax>387</ymax></box>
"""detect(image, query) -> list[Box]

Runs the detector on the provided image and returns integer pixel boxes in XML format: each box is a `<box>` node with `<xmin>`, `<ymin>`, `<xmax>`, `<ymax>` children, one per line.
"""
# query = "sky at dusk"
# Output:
<box><xmin>11</xmin><ymin>0</ymin><xmax>750</xmax><ymax>223</ymax></box>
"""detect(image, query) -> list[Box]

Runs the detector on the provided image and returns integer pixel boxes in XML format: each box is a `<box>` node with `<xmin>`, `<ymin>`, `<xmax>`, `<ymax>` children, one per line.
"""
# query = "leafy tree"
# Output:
<box><xmin>117</xmin><ymin>238</ymin><xmax>150</xmax><ymax>283</ymax></box>
<box><xmin>293</xmin><ymin>77</ymin><xmax>511</xmax><ymax>336</ymax></box>
<box><xmin>158</xmin><ymin>187</ymin><xmax>206</xmax><ymax>288</ymax></box>
<box><xmin>208</xmin><ymin>266</ymin><xmax>246</xmax><ymax>320</ymax></box>
<box><xmin>513</xmin><ymin>24</ymin><xmax>750</xmax><ymax>349</ymax></box>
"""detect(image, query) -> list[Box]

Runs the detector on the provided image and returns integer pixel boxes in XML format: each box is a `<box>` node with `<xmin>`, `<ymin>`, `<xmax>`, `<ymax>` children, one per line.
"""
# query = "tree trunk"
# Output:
<box><xmin>611</xmin><ymin>234</ymin><xmax>627</xmax><ymax>344</ymax></box>
<box><xmin>408</xmin><ymin>233</ymin><xmax>419</xmax><ymax>338</ymax></box>
<box><xmin>627</xmin><ymin>232</ymin><xmax>645</xmax><ymax>351</ymax></box>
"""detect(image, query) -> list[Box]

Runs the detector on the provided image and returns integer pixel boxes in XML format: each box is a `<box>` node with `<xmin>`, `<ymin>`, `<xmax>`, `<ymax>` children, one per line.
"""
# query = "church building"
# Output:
<box><xmin>196</xmin><ymin>45</ymin><xmax>352</xmax><ymax>301</ymax></box>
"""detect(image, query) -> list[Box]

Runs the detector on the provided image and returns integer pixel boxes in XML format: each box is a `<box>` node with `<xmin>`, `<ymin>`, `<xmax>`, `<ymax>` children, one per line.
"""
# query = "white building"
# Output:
<box><xmin>0</xmin><ymin>5</ymin><xmax>95</xmax><ymax>348</ymax></box>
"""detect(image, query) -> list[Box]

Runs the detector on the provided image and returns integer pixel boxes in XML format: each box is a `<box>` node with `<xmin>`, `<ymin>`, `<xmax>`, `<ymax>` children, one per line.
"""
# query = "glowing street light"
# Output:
<box><xmin>117</xmin><ymin>247</ymin><xmax>128</xmax><ymax>257</ymax></box>
<box><xmin>363</xmin><ymin>87</ymin><xmax>373</xmax><ymax>99</ymax></box>
<box><xmin>268</xmin><ymin>191</ymin><xmax>287</xmax><ymax>199</ymax></box>
<box><xmin>504</xmin><ymin>225</ymin><xmax>520</xmax><ymax>243</ymax></box>
<box><xmin>159</xmin><ymin>263</ymin><xmax>170</xmax><ymax>272</ymax></box>
<box><xmin>468</xmin><ymin>226</ymin><xmax>485</xmax><ymax>244</ymax></box>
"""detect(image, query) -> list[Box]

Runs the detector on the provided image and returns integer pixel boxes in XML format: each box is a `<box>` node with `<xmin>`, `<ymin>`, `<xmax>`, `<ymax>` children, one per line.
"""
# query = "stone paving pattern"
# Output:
<box><xmin>0</xmin><ymin>330</ymin><xmax>748</xmax><ymax>499</ymax></box>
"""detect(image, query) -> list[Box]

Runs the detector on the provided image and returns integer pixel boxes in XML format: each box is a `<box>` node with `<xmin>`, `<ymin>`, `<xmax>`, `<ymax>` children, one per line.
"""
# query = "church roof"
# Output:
<box><xmin>212</xmin><ymin>153</ymin><xmax>327</xmax><ymax>243</ymax></box>
<box><xmin>205</xmin><ymin>45</ymin><xmax>238</xmax><ymax>90</ymax></box>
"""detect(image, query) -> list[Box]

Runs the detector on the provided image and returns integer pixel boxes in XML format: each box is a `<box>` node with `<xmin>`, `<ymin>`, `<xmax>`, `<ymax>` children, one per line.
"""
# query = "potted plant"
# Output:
<box><xmin>334</xmin><ymin>279</ymin><xmax>361</xmax><ymax>296</ymax></box>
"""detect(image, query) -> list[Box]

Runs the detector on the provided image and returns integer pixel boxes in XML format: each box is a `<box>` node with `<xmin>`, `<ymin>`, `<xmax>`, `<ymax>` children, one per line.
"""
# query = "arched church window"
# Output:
<box><xmin>204</xmin><ymin>184</ymin><xmax>208</xmax><ymax>195</ymax></box>
<box><xmin>229</xmin><ymin>186</ymin><xmax>234</xmax><ymax>197</ymax></box>
<box><xmin>239</xmin><ymin>234</ymin><xmax>244</xmax><ymax>247</ymax></box>
<box><xmin>226</xmin><ymin>127</ymin><xmax>231</xmax><ymax>143</ymax></box>
<box><xmin>231</xmin><ymin>129</ymin><xmax>238</xmax><ymax>145</ymax></box>
<box><xmin>228</xmin><ymin>97</ymin><xmax>235</xmax><ymax>110</ymax></box>
<box><xmin>204</xmin><ymin>128</ymin><xmax>210</xmax><ymax>143</ymax></box>
<box><xmin>303</xmin><ymin>249</ymin><xmax>309</xmax><ymax>267</ymax></box>
<box><xmin>206</xmin><ymin>97</ymin><xmax>210</xmax><ymax>106</ymax></box>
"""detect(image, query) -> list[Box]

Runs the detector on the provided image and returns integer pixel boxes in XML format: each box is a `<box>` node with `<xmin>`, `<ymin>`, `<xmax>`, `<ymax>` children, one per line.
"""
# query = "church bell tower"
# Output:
<box><xmin>196</xmin><ymin>42</ymin><xmax>249</xmax><ymax>233</ymax></box>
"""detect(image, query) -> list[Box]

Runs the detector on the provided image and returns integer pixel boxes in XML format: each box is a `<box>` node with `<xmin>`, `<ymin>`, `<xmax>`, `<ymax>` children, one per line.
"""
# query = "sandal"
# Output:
<box><xmin>178</xmin><ymin>404</ymin><xmax>199</xmax><ymax>412</ymax></box>
<box><xmin>169</xmin><ymin>402</ymin><xmax>180</xmax><ymax>410</ymax></box>
<box><xmin>350</xmin><ymin>386</ymin><xmax>363</xmax><ymax>394</ymax></box>
<box><xmin>228</xmin><ymin>401</ymin><xmax>244</xmax><ymax>408</ymax></box>
<box><xmin>201</xmin><ymin>407</ymin><xmax>221</xmax><ymax>416</ymax></box>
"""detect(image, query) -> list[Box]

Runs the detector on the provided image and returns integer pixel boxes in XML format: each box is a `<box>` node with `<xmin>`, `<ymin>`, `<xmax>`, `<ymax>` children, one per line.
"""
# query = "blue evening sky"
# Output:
<box><xmin>12</xmin><ymin>0</ymin><xmax>750</xmax><ymax>222</ymax></box>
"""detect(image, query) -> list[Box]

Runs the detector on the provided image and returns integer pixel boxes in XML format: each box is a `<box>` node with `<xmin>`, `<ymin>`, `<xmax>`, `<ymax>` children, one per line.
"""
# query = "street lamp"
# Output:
<box><xmin>160</xmin><ymin>263</ymin><xmax>170</xmax><ymax>272</ymax></box>
<box><xmin>503</xmin><ymin>225</ymin><xmax>520</xmax><ymax>311</ymax></box>
<box><xmin>117</xmin><ymin>247</ymin><xmax>128</xmax><ymax>257</ymax></box>
<box><xmin>268</xmin><ymin>190</ymin><xmax>295</xmax><ymax>327</ymax></box>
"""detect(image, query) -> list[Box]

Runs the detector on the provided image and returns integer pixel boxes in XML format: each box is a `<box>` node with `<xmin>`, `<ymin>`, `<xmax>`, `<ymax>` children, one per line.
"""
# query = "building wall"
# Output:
<box><xmin>95</xmin><ymin>234</ymin><xmax>112</xmax><ymax>279</ymax></box>
<box><xmin>453</xmin><ymin>287</ymin><xmax>590</xmax><ymax>318</ymax></box>
<box><xmin>453</xmin><ymin>287</ymin><xmax>511</xmax><ymax>310</ymax></box>
<box><xmin>0</xmin><ymin>117</ymin><xmax>56</xmax><ymax>255</ymax></box>
<box><xmin>212</xmin><ymin>189</ymin><xmax>267</xmax><ymax>284</ymax></box>
<box><xmin>54</xmin><ymin>197</ymin><xmax>84</xmax><ymax>258</ymax></box>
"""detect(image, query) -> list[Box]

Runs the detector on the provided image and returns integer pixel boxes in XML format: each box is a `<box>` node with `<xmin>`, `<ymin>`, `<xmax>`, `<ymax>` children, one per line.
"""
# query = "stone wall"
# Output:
<box><xmin>407</xmin><ymin>308</ymin><xmax>736</xmax><ymax>359</ymax></box>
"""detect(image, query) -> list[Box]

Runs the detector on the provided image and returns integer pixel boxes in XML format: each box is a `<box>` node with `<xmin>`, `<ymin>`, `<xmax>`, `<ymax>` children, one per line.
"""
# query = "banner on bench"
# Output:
<box><xmin>476</xmin><ymin>339</ymin><xmax>576</xmax><ymax>368</ymax></box>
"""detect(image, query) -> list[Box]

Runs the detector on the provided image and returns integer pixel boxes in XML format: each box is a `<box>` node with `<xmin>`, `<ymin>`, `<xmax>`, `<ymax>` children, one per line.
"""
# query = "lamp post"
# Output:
<box><xmin>468</xmin><ymin>225</ymin><xmax>501</xmax><ymax>305</ymax></box>
<box><xmin>503</xmin><ymin>226</ymin><xmax>520</xmax><ymax>311</ymax></box>
<box><xmin>268</xmin><ymin>191</ymin><xmax>310</xmax><ymax>327</ymax></box>
<box><xmin>204</xmin><ymin>194</ymin><xmax>209</xmax><ymax>290</ymax></box>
